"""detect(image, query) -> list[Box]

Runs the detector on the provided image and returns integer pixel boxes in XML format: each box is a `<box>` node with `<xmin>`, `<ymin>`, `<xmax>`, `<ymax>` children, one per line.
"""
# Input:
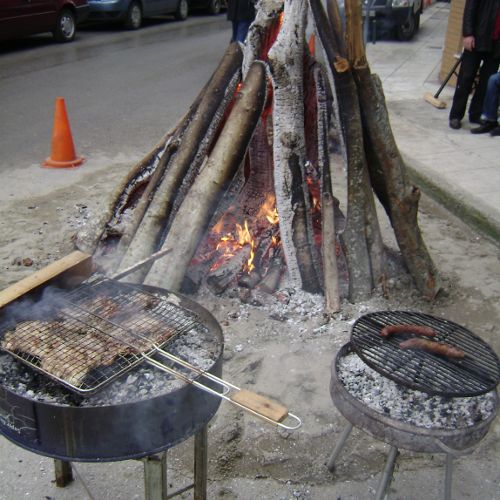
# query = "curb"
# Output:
<box><xmin>403</xmin><ymin>154</ymin><xmax>500</xmax><ymax>246</ymax></box>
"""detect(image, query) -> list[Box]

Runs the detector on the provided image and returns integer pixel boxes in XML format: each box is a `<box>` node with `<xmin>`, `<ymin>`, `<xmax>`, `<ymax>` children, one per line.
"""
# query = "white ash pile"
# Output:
<box><xmin>0</xmin><ymin>324</ymin><xmax>222</xmax><ymax>407</ymax></box>
<box><xmin>338</xmin><ymin>352</ymin><xmax>496</xmax><ymax>429</ymax></box>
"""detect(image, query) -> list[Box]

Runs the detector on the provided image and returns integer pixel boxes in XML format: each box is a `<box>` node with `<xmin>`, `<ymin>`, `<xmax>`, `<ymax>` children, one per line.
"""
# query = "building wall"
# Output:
<box><xmin>439</xmin><ymin>0</ymin><xmax>466</xmax><ymax>86</ymax></box>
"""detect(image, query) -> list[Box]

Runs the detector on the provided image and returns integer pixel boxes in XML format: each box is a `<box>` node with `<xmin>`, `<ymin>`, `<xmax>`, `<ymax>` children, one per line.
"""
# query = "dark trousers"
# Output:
<box><xmin>231</xmin><ymin>20</ymin><xmax>251</xmax><ymax>43</ymax></box>
<box><xmin>449</xmin><ymin>50</ymin><xmax>500</xmax><ymax>121</ymax></box>
<box><xmin>482</xmin><ymin>72</ymin><xmax>500</xmax><ymax>122</ymax></box>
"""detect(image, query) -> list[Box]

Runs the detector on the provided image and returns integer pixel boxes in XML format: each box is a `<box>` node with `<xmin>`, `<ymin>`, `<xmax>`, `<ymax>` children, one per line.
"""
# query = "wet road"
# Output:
<box><xmin>0</xmin><ymin>14</ymin><xmax>229</xmax><ymax>172</ymax></box>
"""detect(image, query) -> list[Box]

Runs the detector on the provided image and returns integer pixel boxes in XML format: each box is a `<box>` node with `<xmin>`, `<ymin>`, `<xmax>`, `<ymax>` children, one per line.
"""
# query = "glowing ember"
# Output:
<box><xmin>306</xmin><ymin>176</ymin><xmax>321</xmax><ymax>211</ymax></box>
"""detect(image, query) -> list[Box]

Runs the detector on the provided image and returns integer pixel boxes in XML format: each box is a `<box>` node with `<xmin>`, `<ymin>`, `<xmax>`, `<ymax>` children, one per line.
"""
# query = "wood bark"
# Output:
<box><xmin>76</xmin><ymin>135</ymin><xmax>170</xmax><ymax>257</ymax></box>
<box><xmin>313</xmin><ymin>63</ymin><xmax>341</xmax><ymax>313</ymax></box>
<box><xmin>309</xmin><ymin>0</ymin><xmax>379</xmax><ymax>301</ymax></box>
<box><xmin>268</xmin><ymin>0</ymin><xmax>321</xmax><ymax>293</ymax></box>
<box><xmin>242</xmin><ymin>0</ymin><xmax>284</xmax><ymax>77</ymax></box>
<box><xmin>117</xmin><ymin>43</ymin><xmax>244</xmax><ymax>280</ymax></box>
<box><xmin>145</xmin><ymin>61</ymin><xmax>267</xmax><ymax>290</ymax></box>
<box><xmin>357</xmin><ymin>72</ymin><xmax>441</xmax><ymax>299</ymax></box>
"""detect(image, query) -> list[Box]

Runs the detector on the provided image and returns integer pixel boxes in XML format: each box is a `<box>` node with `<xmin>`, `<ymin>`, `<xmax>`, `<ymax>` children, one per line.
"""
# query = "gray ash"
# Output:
<box><xmin>0</xmin><ymin>324</ymin><xmax>222</xmax><ymax>407</ymax></box>
<box><xmin>337</xmin><ymin>352</ymin><xmax>497</xmax><ymax>429</ymax></box>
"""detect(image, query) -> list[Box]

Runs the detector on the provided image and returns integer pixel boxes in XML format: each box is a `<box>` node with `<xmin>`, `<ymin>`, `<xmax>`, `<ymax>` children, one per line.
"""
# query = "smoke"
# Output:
<box><xmin>0</xmin><ymin>285</ymin><xmax>68</xmax><ymax>331</ymax></box>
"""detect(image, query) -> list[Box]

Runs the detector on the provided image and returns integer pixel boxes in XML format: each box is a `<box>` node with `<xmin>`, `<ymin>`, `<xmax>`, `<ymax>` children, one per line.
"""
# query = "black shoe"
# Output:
<box><xmin>449</xmin><ymin>118</ymin><xmax>461</xmax><ymax>130</ymax></box>
<box><xmin>469</xmin><ymin>115</ymin><xmax>481</xmax><ymax>124</ymax></box>
<box><xmin>471</xmin><ymin>121</ymin><xmax>497</xmax><ymax>134</ymax></box>
<box><xmin>490</xmin><ymin>126</ymin><xmax>500</xmax><ymax>137</ymax></box>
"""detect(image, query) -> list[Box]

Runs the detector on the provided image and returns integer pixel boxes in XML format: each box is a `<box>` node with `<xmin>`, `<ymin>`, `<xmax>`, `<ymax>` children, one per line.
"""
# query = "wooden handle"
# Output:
<box><xmin>230</xmin><ymin>389</ymin><xmax>289</xmax><ymax>423</ymax></box>
<box><xmin>0</xmin><ymin>250</ymin><xmax>93</xmax><ymax>309</ymax></box>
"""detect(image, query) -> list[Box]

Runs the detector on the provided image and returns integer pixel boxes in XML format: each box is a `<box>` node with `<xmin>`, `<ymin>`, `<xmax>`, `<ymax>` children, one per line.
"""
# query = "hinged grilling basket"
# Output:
<box><xmin>350</xmin><ymin>311</ymin><xmax>500</xmax><ymax>397</ymax></box>
<box><xmin>0</xmin><ymin>265</ymin><xmax>301</xmax><ymax>430</ymax></box>
<box><xmin>1</xmin><ymin>276</ymin><xmax>204</xmax><ymax>394</ymax></box>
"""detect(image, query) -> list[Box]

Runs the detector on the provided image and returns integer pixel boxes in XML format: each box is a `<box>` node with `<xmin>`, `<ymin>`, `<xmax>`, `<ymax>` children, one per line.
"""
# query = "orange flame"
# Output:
<box><xmin>237</xmin><ymin>221</ymin><xmax>256</xmax><ymax>272</ymax></box>
<box><xmin>257</xmin><ymin>193</ymin><xmax>279</xmax><ymax>225</ymax></box>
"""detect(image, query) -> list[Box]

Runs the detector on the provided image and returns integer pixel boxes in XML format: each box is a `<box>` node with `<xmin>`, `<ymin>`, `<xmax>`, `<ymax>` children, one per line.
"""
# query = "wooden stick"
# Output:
<box><xmin>0</xmin><ymin>251</ymin><xmax>92</xmax><ymax>309</ymax></box>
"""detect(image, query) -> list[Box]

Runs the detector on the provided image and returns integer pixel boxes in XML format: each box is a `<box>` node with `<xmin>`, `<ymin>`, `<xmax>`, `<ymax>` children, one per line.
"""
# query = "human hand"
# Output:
<box><xmin>423</xmin><ymin>0</ymin><xmax>432</xmax><ymax>8</ymax></box>
<box><xmin>463</xmin><ymin>36</ymin><xmax>475</xmax><ymax>51</ymax></box>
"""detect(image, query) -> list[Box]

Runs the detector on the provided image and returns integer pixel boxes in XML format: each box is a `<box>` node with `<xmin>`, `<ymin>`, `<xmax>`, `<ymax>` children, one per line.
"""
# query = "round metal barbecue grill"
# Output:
<box><xmin>350</xmin><ymin>311</ymin><xmax>500</xmax><ymax>397</ymax></box>
<box><xmin>328</xmin><ymin>342</ymin><xmax>498</xmax><ymax>500</ymax></box>
<box><xmin>0</xmin><ymin>275</ymin><xmax>300</xmax><ymax>430</ymax></box>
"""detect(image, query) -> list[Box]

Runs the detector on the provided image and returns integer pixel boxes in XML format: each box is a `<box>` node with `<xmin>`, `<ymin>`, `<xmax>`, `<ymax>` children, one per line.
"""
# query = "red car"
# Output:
<box><xmin>0</xmin><ymin>0</ymin><xmax>89</xmax><ymax>43</ymax></box>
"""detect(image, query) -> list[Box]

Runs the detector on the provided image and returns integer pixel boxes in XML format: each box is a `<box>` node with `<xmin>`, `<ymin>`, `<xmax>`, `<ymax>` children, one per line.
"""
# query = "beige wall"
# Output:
<box><xmin>439</xmin><ymin>0</ymin><xmax>466</xmax><ymax>86</ymax></box>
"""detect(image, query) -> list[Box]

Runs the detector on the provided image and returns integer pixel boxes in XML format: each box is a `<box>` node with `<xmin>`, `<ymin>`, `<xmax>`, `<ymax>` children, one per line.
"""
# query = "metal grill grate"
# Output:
<box><xmin>350</xmin><ymin>311</ymin><xmax>500</xmax><ymax>397</ymax></box>
<box><xmin>0</xmin><ymin>278</ymin><xmax>206</xmax><ymax>394</ymax></box>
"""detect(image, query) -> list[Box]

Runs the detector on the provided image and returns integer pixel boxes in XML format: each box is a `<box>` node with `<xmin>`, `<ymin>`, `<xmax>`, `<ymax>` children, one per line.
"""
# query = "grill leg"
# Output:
<box><xmin>143</xmin><ymin>452</ymin><xmax>168</xmax><ymax>500</ymax></box>
<box><xmin>327</xmin><ymin>422</ymin><xmax>353</xmax><ymax>472</ymax></box>
<box><xmin>444</xmin><ymin>454</ymin><xmax>453</xmax><ymax>500</ymax></box>
<box><xmin>53</xmin><ymin>459</ymin><xmax>73</xmax><ymax>487</ymax></box>
<box><xmin>374</xmin><ymin>445</ymin><xmax>398</xmax><ymax>500</ymax></box>
<box><xmin>194</xmin><ymin>425</ymin><xmax>208</xmax><ymax>500</ymax></box>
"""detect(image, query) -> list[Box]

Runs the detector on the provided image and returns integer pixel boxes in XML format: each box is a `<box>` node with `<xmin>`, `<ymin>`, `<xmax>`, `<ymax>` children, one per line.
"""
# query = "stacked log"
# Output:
<box><xmin>76</xmin><ymin>0</ymin><xmax>441</xmax><ymax>312</ymax></box>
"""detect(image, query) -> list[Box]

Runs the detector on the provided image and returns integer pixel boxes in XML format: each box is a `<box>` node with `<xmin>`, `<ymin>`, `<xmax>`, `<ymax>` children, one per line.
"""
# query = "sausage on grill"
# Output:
<box><xmin>399</xmin><ymin>338</ymin><xmax>465</xmax><ymax>360</ymax></box>
<box><xmin>381</xmin><ymin>324</ymin><xmax>436</xmax><ymax>338</ymax></box>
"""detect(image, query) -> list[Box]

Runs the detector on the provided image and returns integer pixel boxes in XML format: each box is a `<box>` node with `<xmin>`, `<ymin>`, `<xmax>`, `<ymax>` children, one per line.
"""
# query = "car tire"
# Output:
<box><xmin>124</xmin><ymin>1</ymin><xmax>142</xmax><ymax>30</ymax></box>
<box><xmin>396</xmin><ymin>11</ymin><xmax>419</xmax><ymax>41</ymax></box>
<box><xmin>207</xmin><ymin>0</ymin><xmax>222</xmax><ymax>15</ymax></box>
<box><xmin>175</xmin><ymin>0</ymin><xmax>188</xmax><ymax>20</ymax></box>
<box><xmin>53</xmin><ymin>8</ymin><xmax>76</xmax><ymax>43</ymax></box>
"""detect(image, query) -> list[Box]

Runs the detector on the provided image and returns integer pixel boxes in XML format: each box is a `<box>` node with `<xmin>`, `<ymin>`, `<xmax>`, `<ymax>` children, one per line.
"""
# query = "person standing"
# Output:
<box><xmin>470</xmin><ymin>72</ymin><xmax>500</xmax><ymax>135</ymax></box>
<box><xmin>227</xmin><ymin>0</ymin><xmax>256</xmax><ymax>44</ymax></box>
<box><xmin>449</xmin><ymin>0</ymin><xmax>500</xmax><ymax>130</ymax></box>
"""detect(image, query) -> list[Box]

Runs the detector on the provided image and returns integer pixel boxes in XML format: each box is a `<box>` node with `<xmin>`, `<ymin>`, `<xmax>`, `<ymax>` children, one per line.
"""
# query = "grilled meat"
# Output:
<box><xmin>1</xmin><ymin>292</ymin><xmax>180</xmax><ymax>388</ymax></box>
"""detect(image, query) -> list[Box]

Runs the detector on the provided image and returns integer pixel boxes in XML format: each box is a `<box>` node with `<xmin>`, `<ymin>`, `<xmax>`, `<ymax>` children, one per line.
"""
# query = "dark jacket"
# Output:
<box><xmin>462</xmin><ymin>0</ymin><xmax>500</xmax><ymax>52</ymax></box>
<box><xmin>227</xmin><ymin>0</ymin><xmax>255</xmax><ymax>22</ymax></box>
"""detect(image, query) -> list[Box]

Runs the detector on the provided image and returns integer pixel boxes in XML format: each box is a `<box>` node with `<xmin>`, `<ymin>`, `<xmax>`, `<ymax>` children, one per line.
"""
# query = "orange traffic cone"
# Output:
<box><xmin>43</xmin><ymin>97</ymin><xmax>85</xmax><ymax>168</ymax></box>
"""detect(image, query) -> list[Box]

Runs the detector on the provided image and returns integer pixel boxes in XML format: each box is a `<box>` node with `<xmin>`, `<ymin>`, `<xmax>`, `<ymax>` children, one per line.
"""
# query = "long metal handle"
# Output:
<box><xmin>61</xmin><ymin>286</ymin><xmax>301</xmax><ymax>431</ymax></box>
<box><xmin>143</xmin><ymin>348</ymin><xmax>301</xmax><ymax>430</ymax></box>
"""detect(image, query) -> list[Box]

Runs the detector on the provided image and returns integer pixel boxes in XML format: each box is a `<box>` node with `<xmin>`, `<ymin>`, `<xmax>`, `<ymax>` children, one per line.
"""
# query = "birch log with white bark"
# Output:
<box><xmin>145</xmin><ymin>61</ymin><xmax>267</xmax><ymax>290</ymax></box>
<box><xmin>242</xmin><ymin>0</ymin><xmax>284</xmax><ymax>78</ymax></box>
<box><xmin>268</xmin><ymin>0</ymin><xmax>321</xmax><ymax>293</ymax></box>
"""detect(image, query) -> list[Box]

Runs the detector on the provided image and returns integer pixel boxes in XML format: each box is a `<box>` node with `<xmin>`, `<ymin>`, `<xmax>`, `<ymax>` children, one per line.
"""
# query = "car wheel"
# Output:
<box><xmin>175</xmin><ymin>0</ymin><xmax>188</xmax><ymax>20</ymax></box>
<box><xmin>53</xmin><ymin>8</ymin><xmax>76</xmax><ymax>42</ymax></box>
<box><xmin>124</xmin><ymin>1</ymin><xmax>142</xmax><ymax>30</ymax></box>
<box><xmin>207</xmin><ymin>0</ymin><xmax>222</xmax><ymax>15</ymax></box>
<box><xmin>396</xmin><ymin>11</ymin><xmax>419</xmax><ymax>41</ymax></box>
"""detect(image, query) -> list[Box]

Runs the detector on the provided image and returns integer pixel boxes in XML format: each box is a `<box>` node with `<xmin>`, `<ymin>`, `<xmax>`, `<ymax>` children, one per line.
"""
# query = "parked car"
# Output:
<box><xmin>87</xmin><ymin>0</ymin><xmax>189</xmax><ymax>29</ymax></box>
<box><xmin>364</xmin><ymin>0</ymin><xmax>423</xmax><ymax>41</ymax></box>
<box><xmin>0</xmin><ymin>0</ymin><xmax>89</xmax><ymax>43</ymax></box>
<box><xmin>190</xmin><ymin>0</ymin><xmax>226</xmax><ymax>15</ymax></box>
<box><xmin>337</xmin><ymin>0</ymin><xmax>423</xmax><ymax>42</ymax></box>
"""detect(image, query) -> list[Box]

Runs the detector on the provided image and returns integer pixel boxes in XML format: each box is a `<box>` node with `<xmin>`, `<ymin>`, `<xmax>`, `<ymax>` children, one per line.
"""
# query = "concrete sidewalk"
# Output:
<box><xmin>366</xmin><ymin>1</ymin><xmax>500</xmax><ymax>244</ymax></box>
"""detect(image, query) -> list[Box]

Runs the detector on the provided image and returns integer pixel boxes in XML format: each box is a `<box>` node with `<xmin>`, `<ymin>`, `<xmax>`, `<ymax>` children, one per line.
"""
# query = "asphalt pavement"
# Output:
<box><xmin>366</xmin><ymin>1</ymin><xmax>500</xmax><ymax>244</ymax></box>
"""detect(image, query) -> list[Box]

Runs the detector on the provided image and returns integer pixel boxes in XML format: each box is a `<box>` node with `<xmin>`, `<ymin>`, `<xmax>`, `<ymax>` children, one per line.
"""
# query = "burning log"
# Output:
<box><xmin>145</xmin><ymin>61</ymin><xmax>267</xmax><ymax>290</ymax></box>
<box><xmin>258</xmin><ymin>247</ymin><xmax>285</xmax><ymax>294</ymax></box>
<box><xmin>206</xmin><ymin>245</ymin><xmax>252</xmax><ymax>295</ymax></box>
